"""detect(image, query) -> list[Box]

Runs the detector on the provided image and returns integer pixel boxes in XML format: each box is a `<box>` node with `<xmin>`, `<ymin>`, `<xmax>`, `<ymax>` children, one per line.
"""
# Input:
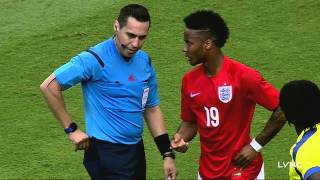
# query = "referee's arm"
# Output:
<box><xmin>144</xmin><ymin>106</ymin><xmax>167</xmax><ymax>137</ymax></box>
<box><xmin>144</xmin><ymin>106</ymin><xmax>177</xmax><ymax>180</ymax></box>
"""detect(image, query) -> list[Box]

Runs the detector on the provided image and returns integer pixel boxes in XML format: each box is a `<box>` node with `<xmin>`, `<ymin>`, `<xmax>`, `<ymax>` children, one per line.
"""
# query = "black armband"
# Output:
<box><xmin>154</xmin><ymin>133</ymin><xmax>172</xmax><ymax>155</ymax></box>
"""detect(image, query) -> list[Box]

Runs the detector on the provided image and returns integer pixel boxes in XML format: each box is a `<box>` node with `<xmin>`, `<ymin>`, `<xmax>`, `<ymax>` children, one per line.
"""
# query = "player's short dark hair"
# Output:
<box><xmin>117</xmin><ymin>4</ymin><xmax>150</xmax><ymax>28</ymax></box>
<box><xmin>183</xmin><ymin>10</ymin><xmax>229</xmax><ymax>48</ymax></box>
<box><xmin>280</xmin><ymin>80</ymin><xmax>320</xmax><ymax>129</ymax></box>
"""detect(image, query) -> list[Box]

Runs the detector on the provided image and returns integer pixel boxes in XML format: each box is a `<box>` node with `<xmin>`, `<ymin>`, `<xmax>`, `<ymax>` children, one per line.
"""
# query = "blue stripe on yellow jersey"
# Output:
<box><xmin>289</xmin><ymin>123</ymin><xmax>320</xmax><ymax>180</ymax></box>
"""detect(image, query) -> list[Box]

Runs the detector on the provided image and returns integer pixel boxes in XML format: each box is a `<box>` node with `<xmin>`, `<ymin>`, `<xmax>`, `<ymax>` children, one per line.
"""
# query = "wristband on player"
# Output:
<box><xmin>250</xmin><ymin>138</ymin><xmax>263</xmax><ymax>152</ymax></box>
<box><xmin>154</xmin><ymin>133</ymin><xmax>174</xmax><ymax>159</ymax></box>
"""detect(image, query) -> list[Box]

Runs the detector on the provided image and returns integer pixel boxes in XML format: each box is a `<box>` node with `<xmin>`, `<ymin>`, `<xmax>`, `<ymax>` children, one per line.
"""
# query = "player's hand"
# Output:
<box><xmin>163</xmin><ymin>156</ymin><xmax>177</xmax><ymax>180</ymax></box>
<box><xmin>68</xmin><ymin>129</ymin><xmax>89</xmax><ymax>151</ymax></box>
<box><xmin>171</xmin><ymin>133</ymin><xmax>189</xmax><ymax>153</ymax></box>
<box><xmin>233</xmin><ymin>144</ymin><xmax>258</xmax><ymax>168</ymax></box>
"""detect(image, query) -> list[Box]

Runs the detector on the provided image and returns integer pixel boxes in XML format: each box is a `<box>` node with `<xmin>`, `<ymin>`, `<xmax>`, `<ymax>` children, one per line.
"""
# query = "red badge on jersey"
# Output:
<box><xmin>128</xmin><ymin>74</ymin><xmax>135</xmax><ymax>81</ymax></box>
<box><xmin>218</xmin><ymin>85</ymin><xmax>232</xmax><ymax>103</ymax></box>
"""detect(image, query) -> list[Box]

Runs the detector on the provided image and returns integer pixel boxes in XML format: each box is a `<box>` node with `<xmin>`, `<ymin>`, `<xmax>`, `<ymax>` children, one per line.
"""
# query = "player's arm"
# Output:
<box><xmin>255</xmin><ymin>107</ymin><xmax>287</xmax><ymax>146</ymax></box>
<box><xmin>234</xmin><ymin>69</ymin><xmax>287</xmax><ymax>168</ymax></box>
<box><xmin>308</xmin><ymin>172</ymin><xmax>320</xmax><ymax>180</ymax></box>
<box><xmin>144</xmin><ymin>106</ymin><xmax>177</xmax><ymax>180</ymax></box>
<box><xmin>172</xmin><ymin>74</ymin><xmax>198</xmax><ymax>153</ymax></box>
<box><xmin>233</xmin><ymin>107</ymin><xmax>286</xmax><ymax>168</ymax></box>
<box><xmin>171</xmin><ymin>121</ymin><xmax>197</xmax><ymax>153</ymax></box>
<box><xmin>40</xmin><ymin>73</ymin><xmax>89</xmax><ymax>151</ymax></box>
<box><xmin>246</xmin><ymin>70</ymin><xmax>287</xmax><ymax>147</ymax></box>
<box><xmin>302</xmin><ymin>160</ymin><xmax>320</xmax><ymax>180</ymax></box>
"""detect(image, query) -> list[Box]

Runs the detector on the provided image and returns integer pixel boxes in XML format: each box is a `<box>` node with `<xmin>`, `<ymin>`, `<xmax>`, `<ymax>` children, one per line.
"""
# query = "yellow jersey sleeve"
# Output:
<box><xmin>289</xmin><ymin>124</ymin><xmax>320</xmax><ymax>180</ymax></box>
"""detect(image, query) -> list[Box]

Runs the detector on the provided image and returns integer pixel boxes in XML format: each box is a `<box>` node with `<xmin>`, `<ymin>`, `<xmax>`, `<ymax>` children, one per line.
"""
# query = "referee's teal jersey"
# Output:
<box><xmin>54</xmin><ymin>38</ymin><xmax>160</xmax><ymax>144</ymax></box>
<box><xmin>289</xmin><ymin>123</ymin><xmax>320</xmax><ymax>179</ymax></box>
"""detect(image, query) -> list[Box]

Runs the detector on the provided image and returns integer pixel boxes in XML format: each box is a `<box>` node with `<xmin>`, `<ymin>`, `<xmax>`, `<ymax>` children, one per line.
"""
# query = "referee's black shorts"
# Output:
<box><xmin>83</xmin><ymin>137</ymin><xmax>146</xmax><ymax>180</ymax></box>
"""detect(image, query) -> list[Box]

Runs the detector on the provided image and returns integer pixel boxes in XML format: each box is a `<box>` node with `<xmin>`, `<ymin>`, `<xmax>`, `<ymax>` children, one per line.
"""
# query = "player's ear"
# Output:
<box><xmin>204</xmin><ymin>39</ymin><xmax>214</xmax><ymax>50</ymax></box>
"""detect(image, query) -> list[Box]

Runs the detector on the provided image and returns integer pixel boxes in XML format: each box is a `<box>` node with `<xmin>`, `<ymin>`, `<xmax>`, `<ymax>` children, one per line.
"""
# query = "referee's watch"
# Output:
<box><xmin>64</xmin><ymin>122</ymin><xmax>78</xmax><ymax>134</ymax></box>
<box><xmin>162</xmin><ymin>151</ymin><xmax>175</xmax><ymax>160</ymax></box>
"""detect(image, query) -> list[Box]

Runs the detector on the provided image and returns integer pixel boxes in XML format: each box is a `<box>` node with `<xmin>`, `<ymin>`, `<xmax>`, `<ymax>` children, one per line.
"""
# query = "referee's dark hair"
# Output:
<box><xmin>117</xmin><ymin>4</ymin><xmax>151</xmax><ymax>28</ymax></box>
<box><xmin>280</xmin><ymin>80</ymin><xmax>320</xmax><ymax>130</ymax></box>
<box><xmin>183</xmin><ymin>10</ymin><xmax>229</xmax><ymax>48</ymax></box>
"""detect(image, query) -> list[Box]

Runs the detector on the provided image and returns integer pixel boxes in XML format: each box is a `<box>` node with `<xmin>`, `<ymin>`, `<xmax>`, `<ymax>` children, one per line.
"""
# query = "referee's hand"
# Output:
<box><xmin>68</xmin><ymin>129</ymin><xmax>89</xmax><ymax>151</ymax></box>
<box><xmin>163</xmin><ymin>157</ymin><xmax>177</xmax><ymax>180</ymax></box>
<box><xmin>170</xmin><ymin>133</ymin><xmax>189</xmax><ymax>153</ymax></box>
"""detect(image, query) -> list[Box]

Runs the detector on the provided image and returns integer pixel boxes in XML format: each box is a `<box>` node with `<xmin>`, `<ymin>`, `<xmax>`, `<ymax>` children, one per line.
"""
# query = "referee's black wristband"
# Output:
<box><xmin>154</xmin><ymin>133</ymin><xmax>172</xmax><ymax>155</ymax></box>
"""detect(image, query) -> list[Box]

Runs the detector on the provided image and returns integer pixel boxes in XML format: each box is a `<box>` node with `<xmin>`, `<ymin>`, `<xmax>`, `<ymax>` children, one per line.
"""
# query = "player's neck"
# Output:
<box><xmin>203</xmin><ymin>51</ymin><xmax>224</xmax><ymax>77</ymax></box>
<box><xmin>295</xmin><ymin>126</ymin><xmax>303</xmax><ymax>136</ymax></box>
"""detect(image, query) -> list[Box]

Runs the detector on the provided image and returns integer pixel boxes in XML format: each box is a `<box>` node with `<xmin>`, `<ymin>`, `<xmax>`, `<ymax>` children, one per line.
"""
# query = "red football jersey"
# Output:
<box><xmin>181</xmin><ymin>56</ymin><xmax>279</xmax><ymax>179</ymax></box>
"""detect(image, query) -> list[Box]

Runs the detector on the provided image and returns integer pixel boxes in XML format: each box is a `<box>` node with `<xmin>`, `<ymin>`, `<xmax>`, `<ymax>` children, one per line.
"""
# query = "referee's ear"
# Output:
<box><xmin>114</xmin><ymin>20</ymin><xmax>120</xmax><ymax>33</ymax></box>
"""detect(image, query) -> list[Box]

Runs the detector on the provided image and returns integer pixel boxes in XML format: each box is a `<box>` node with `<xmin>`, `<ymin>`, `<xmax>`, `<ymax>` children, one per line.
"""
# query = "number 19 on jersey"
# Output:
<box><xmin>204</xmin><ymin>106</ymin><xmax>219</xmax><ymax>127</ymax></box>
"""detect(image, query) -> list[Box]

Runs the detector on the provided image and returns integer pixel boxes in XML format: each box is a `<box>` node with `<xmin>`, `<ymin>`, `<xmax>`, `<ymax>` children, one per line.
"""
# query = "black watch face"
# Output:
<box><xmin>70</xmin><ymin>123</ymin><xmax>77</xmax><ymax>132</ymax></box>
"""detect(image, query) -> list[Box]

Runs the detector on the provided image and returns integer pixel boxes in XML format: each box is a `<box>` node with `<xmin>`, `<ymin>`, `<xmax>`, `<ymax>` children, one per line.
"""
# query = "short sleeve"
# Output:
<box><xmin>144</xmin><ymin>64</ymin><xmax>160</xmax><ymax>108</ymax></box>
<box><xmin>180</xmin><ymin>75</ymin><xmax>196</xmax><ymax>122</ymax></box>
<box><xmin>54</xmin><ymin>51</ymin><xmax>102</xmax><ymax>90</ymax></box>
<box><xmin>303</xmin><ymin>167</ymin><xmax>320</xmax><ymax>179</ymax></box>
<box><xmin>242</xmin><ymin>69</ymin><xmax>279</xmax><ymax>111</ymax></box>
<box><xmin>297</xmin><ymin>128</ymin><xmax>320</xmax><ymax>179</ymax></box>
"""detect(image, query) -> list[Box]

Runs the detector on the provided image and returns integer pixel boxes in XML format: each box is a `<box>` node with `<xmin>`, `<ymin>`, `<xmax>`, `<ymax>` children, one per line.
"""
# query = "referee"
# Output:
<box><xmin>40</xmin><ymin>4</ymin><xmax>176</xmax><ymax>180</ymax></box>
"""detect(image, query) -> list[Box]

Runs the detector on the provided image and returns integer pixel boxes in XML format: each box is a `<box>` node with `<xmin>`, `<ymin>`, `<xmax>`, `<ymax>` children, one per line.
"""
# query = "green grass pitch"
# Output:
<box><xmin>0</xmin><ymin>0</ymin><xmax>319</xmax><ymax>179</ymax></box>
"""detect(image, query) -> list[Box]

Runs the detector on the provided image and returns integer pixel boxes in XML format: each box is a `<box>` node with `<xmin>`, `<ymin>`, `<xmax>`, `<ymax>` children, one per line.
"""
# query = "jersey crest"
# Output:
<box><xmin>218</xmin><ymin>85</ymin><xmax>232</xmax><ymax>103</ymax></box>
